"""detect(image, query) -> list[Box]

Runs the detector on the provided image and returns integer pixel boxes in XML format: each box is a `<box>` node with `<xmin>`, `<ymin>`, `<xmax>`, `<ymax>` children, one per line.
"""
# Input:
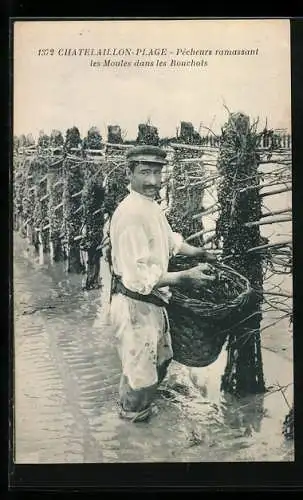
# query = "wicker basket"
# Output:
<box><xmin>167</xmin><ymin>257</ymin><xmax>252</xmax><ymax>368</ymax></box>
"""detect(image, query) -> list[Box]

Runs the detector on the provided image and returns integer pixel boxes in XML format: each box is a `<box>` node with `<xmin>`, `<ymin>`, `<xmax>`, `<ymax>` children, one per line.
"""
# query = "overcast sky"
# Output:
<box><xmin>13</xmin><ymin>19</ymin><xmax>291</xmax><ymax>140</ymax></box>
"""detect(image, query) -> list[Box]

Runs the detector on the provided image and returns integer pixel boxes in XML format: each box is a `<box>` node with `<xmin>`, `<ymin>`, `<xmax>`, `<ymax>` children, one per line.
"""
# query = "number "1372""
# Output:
<box><xmin>37</xmin><ymin>49</ymin><xmax>55</xmax><ymax>56</ymax></box>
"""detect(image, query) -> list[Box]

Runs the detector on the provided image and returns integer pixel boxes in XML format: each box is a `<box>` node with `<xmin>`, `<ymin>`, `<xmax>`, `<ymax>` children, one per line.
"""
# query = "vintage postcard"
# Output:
<box><xmin>12</xmin><ymin>18</ymin><xmax>293</xmax><ymax>466</ymax></box>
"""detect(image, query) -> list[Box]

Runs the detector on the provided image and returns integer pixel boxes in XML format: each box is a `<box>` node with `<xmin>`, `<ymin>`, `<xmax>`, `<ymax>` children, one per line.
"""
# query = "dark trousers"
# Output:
<box><xmin>119</xmin><ymin>358</ymin><xmax>172</xmax><ymax>413</ymax></box>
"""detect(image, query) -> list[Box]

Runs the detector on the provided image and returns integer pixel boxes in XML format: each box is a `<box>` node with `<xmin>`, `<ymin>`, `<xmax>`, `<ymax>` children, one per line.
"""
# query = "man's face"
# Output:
<box><xmin>129</xmin><ymin>162</ymin><xmax>163</xmax><ymax>199</ymax></box>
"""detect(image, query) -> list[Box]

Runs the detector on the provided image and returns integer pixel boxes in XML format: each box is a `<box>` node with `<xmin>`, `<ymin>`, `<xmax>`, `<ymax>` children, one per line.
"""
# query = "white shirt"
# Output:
<box><xmin>110</xmin><ymin>190</ymin><xmax>183</xmax><ymax>300</ymax></box>
<box><xmin>109</xmin><ymin>189</ymin><xmax>180</xmax><ymax>389</ymax></box>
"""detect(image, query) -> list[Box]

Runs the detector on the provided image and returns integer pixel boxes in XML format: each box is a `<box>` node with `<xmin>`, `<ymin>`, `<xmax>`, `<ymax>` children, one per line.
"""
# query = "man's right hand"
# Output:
<box><xmin>183</xmin><ymin>264</ymin><xmax>216</xmax><ymax>283</ymax></box>
<box><xmin>156</xmin><ymin>264</ymin><xmax>216</xmax><ymax>289</ymax></box>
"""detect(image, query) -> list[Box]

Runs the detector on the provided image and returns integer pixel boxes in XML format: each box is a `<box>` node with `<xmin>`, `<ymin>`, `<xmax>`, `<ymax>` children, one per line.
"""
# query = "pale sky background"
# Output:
<box><xmin>13</xmin><ymin>19</ymin><xmax>291</xmax><ymax>140</ymax></box>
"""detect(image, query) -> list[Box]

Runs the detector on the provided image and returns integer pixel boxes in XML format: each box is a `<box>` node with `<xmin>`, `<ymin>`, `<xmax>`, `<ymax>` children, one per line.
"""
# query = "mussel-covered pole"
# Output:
<box><xmin>63</xmin><ymin>157</ymin><xmax>85</xmax><ymax>273</ymax></box>
<box><xmin>282</xmin><ymin>404</ymin><xmax>294</xmax><ymax>440</ymax></box>
<box><xmin>30</xmin><ymin>157</ymin><xmax>48</xmax><ymax>256</ymax></box>
<box><xmin>216</xmin><ymin>112</ymin><xmax>266</xmax><ymax>396</ymax></box>
<box><xmin>167</xmin><ymin>149</ymin><xmax>205</xmax><ymax>244</ymax></box>
<box><xmin>81</xmin><ymin>162</ymin><xmax>105</xmax><ymax>289</ymax></box>
<box><xmin>13</xmin><ymin>155</ymin><xmax>25</xmax><ymax>232</ymax></box>
<box><xmin>102</xmin><ymin>160</ymin><xmax>130</xmax><ymax>270</ymax></box>
<box><xmin>48</xmin><ymin>158</ymin><xmax>64</xmax><ymax>263</ymax></box>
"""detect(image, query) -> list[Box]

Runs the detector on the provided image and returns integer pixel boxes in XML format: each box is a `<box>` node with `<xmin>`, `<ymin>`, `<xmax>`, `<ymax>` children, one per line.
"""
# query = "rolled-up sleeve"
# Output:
<box><xmin>117</xmin><ymin>225</ymin><xmax>163</xmax><ymax>295</ymax></box>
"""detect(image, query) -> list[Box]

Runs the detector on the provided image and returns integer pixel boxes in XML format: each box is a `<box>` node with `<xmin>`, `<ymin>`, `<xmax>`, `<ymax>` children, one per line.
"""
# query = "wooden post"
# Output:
<box><xmin>216</xmin><ymin>112</ymin><xmax>266</xmax><ymax>397</ymax></box>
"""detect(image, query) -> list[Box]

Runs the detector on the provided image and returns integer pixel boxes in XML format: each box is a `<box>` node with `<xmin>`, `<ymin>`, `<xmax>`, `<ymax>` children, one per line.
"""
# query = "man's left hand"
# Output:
<box><xmin>204</xmin><ymin>251</ymin><xmax>218</xmax><ymax>263</ymax></box>
<box><xmin>196</xmin><ymin>248</ymin><xmax>218</xmax><ymax>263</ymax></box>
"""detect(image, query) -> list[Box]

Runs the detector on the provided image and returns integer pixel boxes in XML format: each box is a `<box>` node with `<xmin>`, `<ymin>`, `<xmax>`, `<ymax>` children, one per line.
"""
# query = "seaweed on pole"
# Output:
<box><xmin>216</xmin><ymin>111</ymin><xmax>266</xmax><ymax>397</ymax></box>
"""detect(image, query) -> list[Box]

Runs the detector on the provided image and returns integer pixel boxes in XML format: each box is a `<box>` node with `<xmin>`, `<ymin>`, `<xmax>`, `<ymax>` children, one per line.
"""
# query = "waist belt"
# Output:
<box><xmin>111</xmin><ymin>275</ymin><xmax>167</xmax><ymax>308</ymax></box>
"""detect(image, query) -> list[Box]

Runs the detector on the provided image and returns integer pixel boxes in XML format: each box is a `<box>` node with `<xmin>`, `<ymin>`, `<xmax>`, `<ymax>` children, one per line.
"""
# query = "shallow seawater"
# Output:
<box><xmin>13</xmin><ymin>232</ymin><xmax>294</xmax><ymax>463</ymax></box>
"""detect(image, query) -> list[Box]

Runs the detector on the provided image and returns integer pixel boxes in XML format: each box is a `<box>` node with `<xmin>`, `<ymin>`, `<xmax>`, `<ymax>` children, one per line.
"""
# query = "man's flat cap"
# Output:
<box><xmin>126</xmin><ymin>145</ymin><xmax>167</xmax><ymax>165</ymax></box>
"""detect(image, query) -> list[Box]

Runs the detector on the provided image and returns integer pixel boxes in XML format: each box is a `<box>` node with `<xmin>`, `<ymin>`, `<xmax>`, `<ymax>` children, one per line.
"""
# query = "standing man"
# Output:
<box><xmin>109</xmin><ymin>145</ymin><xmax>216</xmax><ymax>422</ymax></box>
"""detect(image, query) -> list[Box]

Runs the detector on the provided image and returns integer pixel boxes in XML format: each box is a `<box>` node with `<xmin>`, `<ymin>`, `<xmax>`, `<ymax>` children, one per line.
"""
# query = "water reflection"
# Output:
<box><xmin>220</xmin><ymin>392</ymin><xmax>265</xmax><ymax>436</ymax></box>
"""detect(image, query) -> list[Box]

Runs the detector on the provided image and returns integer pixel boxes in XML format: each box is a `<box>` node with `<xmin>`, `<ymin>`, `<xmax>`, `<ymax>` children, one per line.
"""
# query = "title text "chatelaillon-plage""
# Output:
<box><xmin>37</xmin><ymin>48</ymin><xmax>217</xmax><ymax>57</ymax></box>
